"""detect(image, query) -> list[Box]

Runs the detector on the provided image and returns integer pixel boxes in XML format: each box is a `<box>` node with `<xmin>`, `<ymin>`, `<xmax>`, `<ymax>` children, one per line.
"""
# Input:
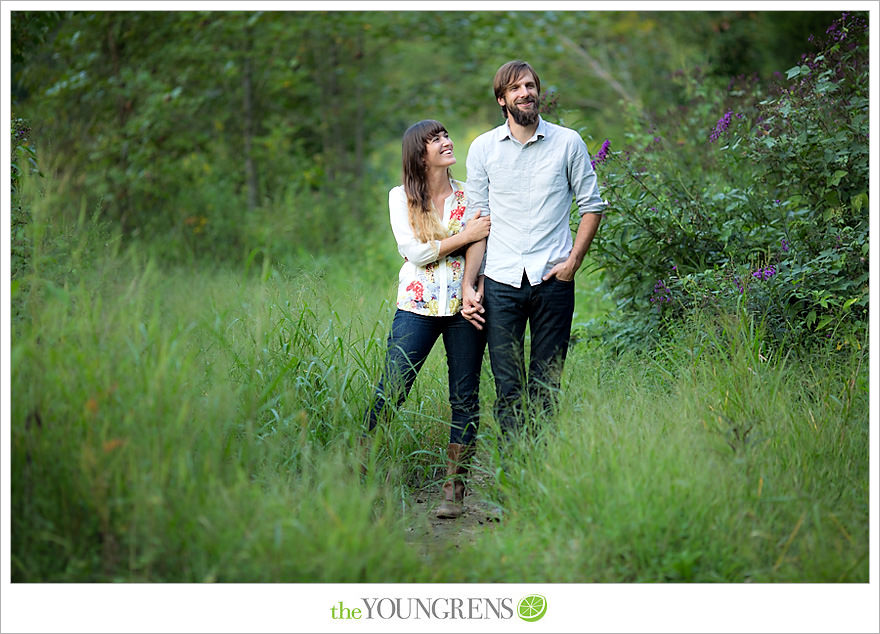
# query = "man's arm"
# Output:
<box><xmin>465</xmin><ymin>136</ymin><xmax>490</xmax><ymax>218</ymax></box>
<box><xmin>462</xmin><ymin>136</ymin><xmax>491</xmax><ymax>328</ymax></box>
<box><xmin>542</xmin><ymin>212</ymin><xmax>601</xmax><ymax>282</ymax></box>
<box><xmin>543</xmin><ymin>133</ymin><xmax>607</xmax><ymax>282</ymax></box>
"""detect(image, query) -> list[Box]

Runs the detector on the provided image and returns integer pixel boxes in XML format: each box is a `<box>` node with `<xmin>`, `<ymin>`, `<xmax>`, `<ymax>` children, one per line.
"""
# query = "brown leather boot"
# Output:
<box><xmin>435</xmin><ymin>443</ymin><xmax>474</xmax><ymax>519</ymax></box>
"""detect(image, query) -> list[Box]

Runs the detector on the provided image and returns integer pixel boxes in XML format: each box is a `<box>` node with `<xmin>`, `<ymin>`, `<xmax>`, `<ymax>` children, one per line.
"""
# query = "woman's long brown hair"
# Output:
<box><xmin>401</xmin><ymin>119</ymin><xmax>452</xmax><ymax>243</ymax></box>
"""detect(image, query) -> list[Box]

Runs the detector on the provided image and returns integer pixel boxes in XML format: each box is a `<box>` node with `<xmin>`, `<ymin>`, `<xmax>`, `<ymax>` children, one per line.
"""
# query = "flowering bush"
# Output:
<box><xmin>583</xmin><ymin>12</ymin><xmax>868</xmax><ymax>352</ymax></box>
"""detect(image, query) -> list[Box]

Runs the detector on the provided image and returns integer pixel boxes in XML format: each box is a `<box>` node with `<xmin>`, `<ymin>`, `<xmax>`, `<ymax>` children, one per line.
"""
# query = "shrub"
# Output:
<box><xmin>583</xmin><ymin>11</ymin><xmax>868</xmax><ymax>353</ymax></box>
<box><xmin>10</xmin><ymin>115</ymin><xmax>41</xmax><ymax>281</ymax></box>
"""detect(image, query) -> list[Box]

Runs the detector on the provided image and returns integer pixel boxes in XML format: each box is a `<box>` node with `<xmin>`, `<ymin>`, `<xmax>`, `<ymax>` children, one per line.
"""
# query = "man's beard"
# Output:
<box><xmin>507</xmin><ymin>98</ymin><xmax>539</xmax><ymax>126</ymax></box>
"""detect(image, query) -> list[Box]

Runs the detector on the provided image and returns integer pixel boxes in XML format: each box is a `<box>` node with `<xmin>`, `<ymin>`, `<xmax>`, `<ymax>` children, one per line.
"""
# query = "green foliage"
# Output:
<box><xmin>468</xmin><ymin>308</ymin><xmax>868</xmax><ymax>582</ymax></box>
<box><xmin>584</xmin><ymin>11</ymin><xmax>869</xmax><ymax>352</ymax></box>
<box><xmin>9</xmin><ymin>180</ymin><xmax>868</xmax><ymax>582</ymax></box>
<box><xmin>745</xmin><ymin>13</ymin><xmax>869</xmax><ymax>337</ymax></box>
<box><xmin>13</xmin><ymin>11</ymin><xmax>393</xmax><ymax>257</ymax></box>
<box><xmin>10</xmin><ymin>233</ymin><xmax>420</xmax><ymax>581</ymax></box>
<box><xmin>10</xmin><ymin>115</ymin><xmax>41</xmax><ymax>281</ymax></box>
<box><xmin>12</xmin><ymin>10</ymin><xmax>836</xmax><ymax>265</ymax></box>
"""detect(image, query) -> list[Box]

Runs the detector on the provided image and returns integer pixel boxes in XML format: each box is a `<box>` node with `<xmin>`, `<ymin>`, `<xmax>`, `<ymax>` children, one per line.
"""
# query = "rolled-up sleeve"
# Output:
<box><xmin>569</xmin><ymin>135</ymin><xmax>609</xmax><ymax>216</ymax></box>
<box><xmin>389</xmin><ymin>187</ymin><xmax>440</xmax><ymax>266</ymax></box>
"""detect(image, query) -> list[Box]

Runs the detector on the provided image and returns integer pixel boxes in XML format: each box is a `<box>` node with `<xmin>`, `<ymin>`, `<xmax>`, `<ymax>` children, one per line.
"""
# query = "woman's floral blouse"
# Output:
<box><xmin>389</xmin><ymin>179</ymin><xmax>475</xmax><ymax>316</ymax></box>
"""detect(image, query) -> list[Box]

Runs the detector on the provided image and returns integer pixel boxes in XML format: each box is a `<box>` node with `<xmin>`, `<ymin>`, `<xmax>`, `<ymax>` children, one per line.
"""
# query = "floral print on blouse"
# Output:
<box><xmin>388</xmin><ymin>179</ymin><xmax>473</xmax><ymax>316</ymax></box>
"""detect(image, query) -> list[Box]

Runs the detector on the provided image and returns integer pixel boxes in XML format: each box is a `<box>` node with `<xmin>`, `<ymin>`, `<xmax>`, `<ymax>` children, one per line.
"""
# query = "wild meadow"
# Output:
<box><xmin>9</xmin><ymin>177</ymin><xmax>869</xmax><ymax>583</ymax></box>
<box><xmin>8</xmin><ymin>11</ymin><xmax>870</xmax><ymax>584</ymax></box>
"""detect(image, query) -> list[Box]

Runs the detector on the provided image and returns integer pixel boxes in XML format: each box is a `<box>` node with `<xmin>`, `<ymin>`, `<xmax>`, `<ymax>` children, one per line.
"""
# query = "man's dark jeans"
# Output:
<box><xmin>364</xmin><ymin>309</ymin><xmax>486</xmax><ymax>445</ymax></box>
<box><xmin>483</xmin><ymin>272</ymin><xmax>575</xmax><ymax>438</ymax></box>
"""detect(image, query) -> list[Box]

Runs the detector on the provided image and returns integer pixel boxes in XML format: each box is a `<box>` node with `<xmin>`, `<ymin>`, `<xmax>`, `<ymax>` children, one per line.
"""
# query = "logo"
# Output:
<box><xmin>517</xmin><ymin>594</ymin><xmax>547</xmax><ymax>622</ymax></box>
<box><xmin>328</xmin><ymin>593</ymin><xmax>548</xmax><ymax>622</ymax></box>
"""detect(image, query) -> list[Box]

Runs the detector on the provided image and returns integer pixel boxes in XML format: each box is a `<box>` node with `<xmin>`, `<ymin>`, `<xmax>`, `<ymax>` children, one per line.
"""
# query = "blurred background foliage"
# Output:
<box><xmin>11</xmin><ymin>10</ymin><xmax>838</xmax><ymax>255</ymax></box>
<box><xmin>11</xmin><ymin>9</ymin><xmax>866</xmax><ymax>348</ymax></box>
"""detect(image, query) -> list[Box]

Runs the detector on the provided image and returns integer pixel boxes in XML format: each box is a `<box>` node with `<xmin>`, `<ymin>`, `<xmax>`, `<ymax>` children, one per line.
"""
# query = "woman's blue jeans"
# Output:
<box><xmin>364</xmin><ymin>309</ymin><xmax>486</xmax><ymax>445</ymax></box>
<box><xmin>483</xmin><ymin>273</ymin><xmax>575</xmax><ymax>438</ymax></box>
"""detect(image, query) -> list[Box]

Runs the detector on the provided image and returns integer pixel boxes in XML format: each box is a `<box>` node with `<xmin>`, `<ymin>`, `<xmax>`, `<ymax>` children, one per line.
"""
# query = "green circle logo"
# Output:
<box><xmin>517</xmin><ymin>594</ymin><xmax>547</xmax><ymax>622</ymax></box>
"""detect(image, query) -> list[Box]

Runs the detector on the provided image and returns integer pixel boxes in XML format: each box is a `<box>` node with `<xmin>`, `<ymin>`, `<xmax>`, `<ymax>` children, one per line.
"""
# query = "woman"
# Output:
<box><xmin>362</xmin><ymin>120</ymin><xmax>490</xmax><ymax>519</ymax></box>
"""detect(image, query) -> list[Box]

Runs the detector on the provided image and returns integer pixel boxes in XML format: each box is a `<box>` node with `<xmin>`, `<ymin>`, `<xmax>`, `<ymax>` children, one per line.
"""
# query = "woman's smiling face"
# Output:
<box><xmin>424</xmin><ymin>129</ymin><xmax>455</xmax><ymax>169</ymax></box>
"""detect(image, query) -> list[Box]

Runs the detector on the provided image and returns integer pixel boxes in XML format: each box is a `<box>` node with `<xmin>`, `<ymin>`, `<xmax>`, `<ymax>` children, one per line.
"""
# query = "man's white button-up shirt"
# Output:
<box><xmin>465</xmin><ymin>116</ymin><xmax>608</xmax><ymax>287</ymax></box>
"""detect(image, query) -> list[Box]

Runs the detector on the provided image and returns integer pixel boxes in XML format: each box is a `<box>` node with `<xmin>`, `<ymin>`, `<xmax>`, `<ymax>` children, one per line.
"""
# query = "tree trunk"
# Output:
<box><xmin>353</xmin><ymin>27</ymin><xmax>365</xmax><ymax>183</ymax></box>
<box><xmin>107</xmin><ymin>15</ymin><xmax>132</xmax><ymax>233</ymax></box>
<box><xmin>242</xmin><ymin>25</ymin><xmax>258</xmax><ymax>211</ymax></box>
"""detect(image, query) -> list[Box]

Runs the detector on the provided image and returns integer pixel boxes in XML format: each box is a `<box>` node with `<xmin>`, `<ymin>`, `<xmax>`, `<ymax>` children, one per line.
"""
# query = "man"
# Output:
<box><xmin>462</xmin><ymin>60</ymin><xmax>607</xmax><ymax>441</ymax></box>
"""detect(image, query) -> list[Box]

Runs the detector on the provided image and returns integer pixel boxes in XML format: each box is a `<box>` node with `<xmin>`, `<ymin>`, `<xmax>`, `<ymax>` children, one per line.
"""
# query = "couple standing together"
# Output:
<box><xmin>363</xmin><ymin>60</ymin><xmax>607</xmax><ymax>518</ymax></box>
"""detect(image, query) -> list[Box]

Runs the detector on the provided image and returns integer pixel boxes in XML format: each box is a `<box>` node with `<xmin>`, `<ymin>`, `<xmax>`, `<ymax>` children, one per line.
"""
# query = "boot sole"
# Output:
<box><xmin>435</xmin><ymin>505</ymin><xmax>464</xmax><ymax>519</ymax></box>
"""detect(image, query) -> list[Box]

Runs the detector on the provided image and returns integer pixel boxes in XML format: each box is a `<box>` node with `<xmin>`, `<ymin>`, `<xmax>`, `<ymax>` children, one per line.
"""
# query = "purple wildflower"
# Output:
<box><xmin>709</xmin><ymin>111</ymin><xmax>735</xmax><ymax>142</ymax></box>
<box><xmin>591</xmin><ymin>139</ymin><xmax>611</xmax><ymax>170</ymax></box>
<box><xmin>651</xmin><ymin>279</ymin><xmax>672</xmax><ymax>308</ymax></box>
<box><xmin>781</xmin><ymin>238</ymin><xmax>790</xmax><ymax>252</ymax></box>
<box><xmin>751</xmin><ymin>266</ymin><xmax>776</xmax><ymax>281</ymax></box>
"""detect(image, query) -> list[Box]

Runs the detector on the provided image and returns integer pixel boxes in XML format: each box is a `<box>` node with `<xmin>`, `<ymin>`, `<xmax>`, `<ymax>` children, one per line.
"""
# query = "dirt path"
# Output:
<box><xmin>403</xmin><ymin>468</ymin><xmax>503</xmax><ymax>559</ymax></box>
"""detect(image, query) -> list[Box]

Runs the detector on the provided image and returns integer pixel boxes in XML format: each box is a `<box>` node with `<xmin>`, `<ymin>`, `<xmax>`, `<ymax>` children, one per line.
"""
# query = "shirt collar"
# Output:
<box><xmin>496</xmin><ymin>116</ymin><xmax>547</xmax><ymax>143</ymax></box>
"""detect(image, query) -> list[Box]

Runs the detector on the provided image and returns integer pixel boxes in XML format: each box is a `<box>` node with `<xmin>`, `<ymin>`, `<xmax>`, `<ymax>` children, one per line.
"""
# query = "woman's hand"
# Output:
<box><xmin>460</xmin><ymin>213</ymin><xmax>490</xmax><ymax>243</ymax></box>
<box><xmin>461</xmin><ymin>283</ymin><xmax>485</xmax><ymax>330</ymax></box>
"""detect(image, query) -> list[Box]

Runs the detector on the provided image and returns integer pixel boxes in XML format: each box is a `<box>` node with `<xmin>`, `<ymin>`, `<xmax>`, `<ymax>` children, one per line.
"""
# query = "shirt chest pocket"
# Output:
<box><xmin>532</xmin><ymin>154</ymin><xmax>568</xmax><ymax>193</ymax></box>
<box><xmin>490</xmin><ymin>166</ymin><xmax>524</xmax><ymax>195</ymax></box>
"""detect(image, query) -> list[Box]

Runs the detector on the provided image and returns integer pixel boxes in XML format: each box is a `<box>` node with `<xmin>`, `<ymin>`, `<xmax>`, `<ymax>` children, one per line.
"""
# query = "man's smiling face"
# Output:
<box><xmin>499</xmin><ymin>70</ymin><xmax>539</xmax><ymax>126</ymax></box>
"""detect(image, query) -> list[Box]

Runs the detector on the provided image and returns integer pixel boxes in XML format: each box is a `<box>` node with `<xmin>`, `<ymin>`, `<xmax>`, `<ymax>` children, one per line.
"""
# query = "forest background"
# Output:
<box><xmin>3</xmin><ymin>5</ymin><xmax>878</xmax><ymax>633</ymax></box>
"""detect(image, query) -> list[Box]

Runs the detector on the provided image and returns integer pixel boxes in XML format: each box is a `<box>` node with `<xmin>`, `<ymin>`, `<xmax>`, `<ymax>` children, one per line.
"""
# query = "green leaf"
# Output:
<box><xmin>829</xmin><ymin>170</ymin><xmax>848</xmax><ymax>187</ymax></box>
<box><xmin>816</xmin><ymin>315</ymin><xmax>834</xmax><ymax>330</ymax></box>
<box><xmin>806</xmin><ymin>310</ymin><xmax>816</xmax><ymax>326</ymax></box>
<box><xmin>785</xmin><ymin>65</ymin><xmax>802</xmax><ymax>79</ymax></box>
<box><xmin>851</xmin><ymin>192</ymin><xmax>868</xmax><ymax>212</ymax></box>
<box><xmin>843</xmin><ymin>297</ymin><xmax>859</xmax><ymax>311</ymax></box>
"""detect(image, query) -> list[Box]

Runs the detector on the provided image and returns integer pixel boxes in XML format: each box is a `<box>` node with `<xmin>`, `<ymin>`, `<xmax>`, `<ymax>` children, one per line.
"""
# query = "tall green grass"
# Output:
<box><xmin>462</xmin><ymin>312</ymin><xmax>868</xmax><ymax>582</ymax></box>
<box><xmin>10</xmin><ymin>177</ymin><xmax>869</xmax><ymax>582</ymax></box>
